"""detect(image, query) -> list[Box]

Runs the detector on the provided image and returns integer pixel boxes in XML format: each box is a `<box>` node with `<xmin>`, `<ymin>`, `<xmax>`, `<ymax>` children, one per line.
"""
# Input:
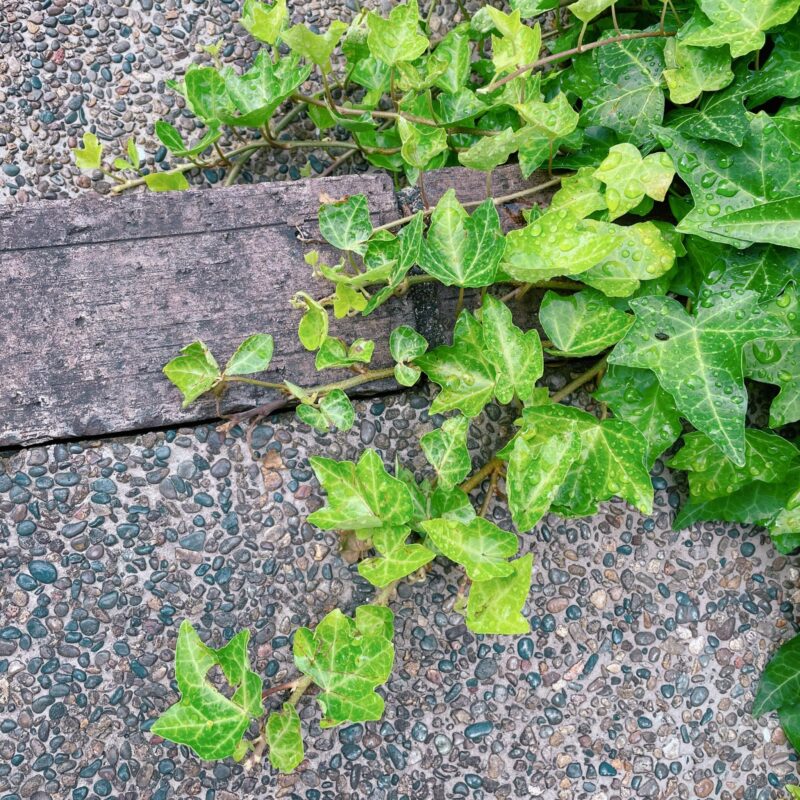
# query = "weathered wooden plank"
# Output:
<box><xmin>1</xmin><ymin>166</ymin><xmax>540</xmax><ymax>448</ymax></box>
<box><xmin>1</xmin><ymin>174</ymin><xmax>404</xmax><ymax>447</ymax></box>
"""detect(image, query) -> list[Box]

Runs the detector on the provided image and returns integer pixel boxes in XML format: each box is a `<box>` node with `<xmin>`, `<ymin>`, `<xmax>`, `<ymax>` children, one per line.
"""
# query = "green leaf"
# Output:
<box><xmin>185</xmin><ymin>66</ymin><xmax>235</xmax><ymax>123</ymax></box>
<box><xmin>501</xmin><ymin>208</ymin><xmax>619</xmax><ymax>282</ymax></box>
<box><xmin>779</xmin><ymin>704</ymin><xmax>800</xmax><ymax>753</ymax></box>
<box><xmin>397</xmin><ymin>117</ymin><xmax>449</xmax><ymax>170</ymax></box>
<box><xmin>281</xmin><ymin>21</ymin><xmax>347</xmax><ymax>70</ymax></box>
<box><xmin>319</xmin><ymin>195</ymin><xmax>373</xmax><ymax>254</ymax></box>
<box><xmin>432</xmin><ymin>28</ymin><xmax>471</xmax><ymax>94</ymax></box>
<box><xmin>367</xmin><ymin>0</ymin><xmax>428</xmax><ymax>66</ymax></box>
<box><xmin>593</xmin><ymin>144</ymin><xmax>675</xmax><ymax>220</ymax></box>
<box><xmin>458</xmin><ymin>127</ymin><xmax>519</xmax><ymax>172</ymax></box>
<box><xmin>568</xmin><ymin>0</ymin><xmax>615</xmax><ymax>22</ymax></box>
<box><xmin>293</xmin><ymin>606</ymin><xmax>394</xmax><ymax>727</ymax></box>
<box><xmin>333</xmin><ymin>284</ymin><xmax>367</xmax><ymax>318</ymax></box>
<box><xmin>315</xmin><ymin>337</ymin><xmax>374</xmax><ymax>370</ymax></box>
<box><xmin>576</xmin><ymin>221</ymin><xmax>678</xmax><ymax>297</ymax></box>
<box><xmin>421</xmin><ymin>517</ymin><xmax>519</xmax><ymax>581</ymax></box>
<box><xmin>433</xmin><ymin>88</ymin><xmax>487</xmax><ymax>126</ymax></box>
<box><xmin>298</xmin><ymin>390</ymin><xmax>355</xmax><ymax>433</ymax></box>
<box><xmin>745</xmin><ymin>285</ymin><xmax>800</xmax><ymax>427</ymax></box>
<box><xmin>390</xmin><ymin>325</ymin><xmax>428</xmax><ymax>362</ymax></box>
<box><xmin>683</xmin><ymin>0</ymin><xmax>800</xmax><ymax>58</ymax></box>
<box><xmin>308</xmin><ymin>449</ymin><xmax>414</xmax><ymax>530</ymax></box>
<box><xmin>519</xmin><ymin>403</ymin><xmax>654</xmax><ymax>516</ymax></box>
<box><xmin>743</xmin><ymin>20</ymin><xmax>800</xmax><ymax>107</ymax></box>
<box><xmin>511</xmin><ymin>0</ymin><xmax>559</xmax><ymax>15</ymax></box>
<box><xmin>296</xmin><ymin>295</ymin><xmax>329</xmax><ymax>351</ymax></box>
<box><xmin>515</xmin><ymin>92</ymin><xmax>579</xmax><ymax>140</ymax></box>
<box><xmin>483</xmin><ymin>7</ymin><xmax>541</xmax><ymax>77</ymax></box>
<box><xmin>266</xmin><ymin>704</ymin><xmax>304</xmax><ymax>773</ymax></box>
<box><xmin>754</xmin><ymin>635</ymin><xmax>800</xmax><ymax>716</ymax></box>
<box><xmin>480</xmin><ymin>294</ymin><xmax>543</xmax><ymax>404</ymax></box>
<box><xmin>418</xmin><ymin>190</ymin><xmax>505</xmax><ymax>288</ymax></box>
<box><xmin>593</xmin><ymin>365</ymin><xmax>682</xmax><ymax>466</ymax></box>
<box><xmin>666</xmin><ymin>82</ymin><xmax>750</xmax><ymax>146</ymax></box>
<box><xmin>163</xmin><ymin>341</ymin><xmax>221</xmax><ymax>407</ymax></box>
<box><xmin>151</xmin><ymin>621</ymin><xmax>262</xmax><ymax>760</ymax></box>
<box><xmin>415</xmin><ymin>311</ymin><xmax>496</xmax><ymax>417</ymax></box>
<box><xmin>113</xmin><ymin>158</ymin><xmax>134</xmax><ymax>172</ymax></box>
<box><xmin>540</xmin><ymin>289</ymin><xmax>633</xmax><ymax>357</ymax></box>
<box><xmin>240</xmin><ymin>0</ymin><xmax>287</xmax><ymax>45</ymax></box>
<box><xmin>466</xmin><ymin>553</ymin><xmax>533</xmax><ymax>635</ymax></box>
<box><xmin>126</xmin><ymin>138</ymin><xmax>139</xmax><ymax>167</ymax></box>
<box><xmin>421</xmin><ymin>416</ymin><xmax>471</xmax><ymax>489</ymax></box>
<box><xmin>549</xmin><ymin>166</ymin><xmax>606</xmax><ymax>218</ymax></box>
<box><xmin>505</xmin><ymin>430</ymin><xmax>582</xmax><ymax>530</ymax></box>
<box><xmin>144</xmin><ymin>171</ymin><xmax>190</xmax><ymax>192</ymax></box>
<box><xmin>663</xmin><ymin>38</ymin><xmax>732</xmax><ymax>105</ymax></box>
<box><xmin>358</xmin><ymin>525</ymin><xmax>435</xmax><ymax>586</ymax></box>
<box><xmin>222</xmin><ymin>52</ymin><xmax>312</xmax><ymax>127</ymax></box>
<box><xmin>669</xmin><ymin>429</ymin><xmax>799</xmax><ymax>501</ymax></box>
<box><xmin>155</xmin><ymin>120</ymin><xmax>222</xmax><ymax>158</ymax></box>
<box><xmin>656</xmin><ymin>113</ymin><xmax>800</xmax><ymax>248</ymax></box>
<box><xmin>224</xmin><ymin>333</ymin><xmax>274</xmax><ymax>376</ymax></box>
<box><xmin>608</xmin><ymin>291</ymin><xmax>785</xmax><ymax>466</ymax></box>
<box><xmin>72</xmin><ymin>131</ymin><xmax>103</xmax><ymax>170</ymax></box>
<box><xmin>296</xmin><ymin>404</ymin><xmax>328</xmax><ymax>432</ymax></box>
<box><xmin>581</xmin><ymin>35</ymin><xmax>666</xmax><ymax>146</ymax></box>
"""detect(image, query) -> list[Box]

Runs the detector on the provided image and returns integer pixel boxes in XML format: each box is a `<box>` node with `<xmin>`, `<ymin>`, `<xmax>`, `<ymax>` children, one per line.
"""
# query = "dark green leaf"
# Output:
<box><xmin>319</xmin><ymin>194</ymin><xmax>373</xmax><ymax>254</ymax></box>
<box><xmin>753</xmin><ymin>634</ymin><xmax>800</xmax><ymax>716</ymax></box>
<box><xmin>266</xmin><ymin>704</ymin><xmax>304</xmax><ymax>773</ymax></box>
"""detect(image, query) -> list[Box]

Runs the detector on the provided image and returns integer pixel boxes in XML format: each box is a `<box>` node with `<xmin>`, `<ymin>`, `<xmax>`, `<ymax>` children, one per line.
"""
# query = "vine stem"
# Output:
<box><xmin>225</xmin><ymin>366</ymin><xmax>396</xmax><ymax>398</ymax></box>
<box><xmin>373</xmin><ymin>177</ymin><xmax>563</xmax><ymax>233</ymax></box>
<box><xmin>483</xmin><ymin>29</ymin><xmax>677</xmax><ymax>92</ymax></box>
<box><xmin>461</xmin><ymin>457</ymin><xmax>504</xmax><ymax>494</ymax></box>
<box><xmin>550</xmin><ymin>354</ymin><xmax>608</xmax><ymax>403</ymax></box>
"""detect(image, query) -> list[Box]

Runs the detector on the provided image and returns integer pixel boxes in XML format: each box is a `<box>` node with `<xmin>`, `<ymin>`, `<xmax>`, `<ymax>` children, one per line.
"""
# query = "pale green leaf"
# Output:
<box><xmin>663</xmin><ymin>38</ymin><xmax>732</xmax><ymax>105</ymax></box>
<box><xmin>224</xmin><ymin>333</ymin><xmax>274</xmax><ymax>376</ymax></box>
<box><xmin>319</xmin><ymin>194</ymin><xmax>373</xmax><ymax>254</ymax></box>
<box><xmin>240</xmin><ymin>0</ymin><xmax>287</xmax><ymax>45</ymax></box>
<box><xmin>483</xmin><ymin>8</ymin><xmax>541</xmax><ymax>76</ymax></box>
<box><xmin>296</xmin><ymin>296</ymin><xmax>329</xmax><ymax>351</ymax></box>
<box><xmin>549</xmin><ymin>167</ymin><xmax>606</xmax><ymax>218</ymax></box>
<box><xmin>421</xmin><ymin>416</ymin><xmax>471</xmax><ymax>489</ymax></box>
<box><xmin>281</xmin><ymin>21</ymin><xmax>347</xmax><ymax>70</ymax></box>
<box><xmin>568</xmin><ymin>0</ymin><xmax>615</xmax><ymax>22</ymax></box>
<box><xmin>315</xmin><ymin>337</ymin><xmax>374</xmax><ymax>370</ymax></box>
<box><xmin>144</xmin><ymin>171</ymin><xmax>190</xmax><ymax>192</ymax></box>
<box><xmin>540</xmin><ymin>288</ymin><xmax>633</xmax><ymax>357</ymax></box>
<box><xmin>432</xmin><ymin>28</ymin><xmax>471</xmax><ymax>94</ymax></box>
<box><xmin>266</xmin><ymin>704</ymin><xmax>304</xmax><ymax>773</ymax></box>
<box><xmin>466</xmin><ymin>554</ymin><xmax>533</xmax><ymax>635</ymax></box>
<box><xmin>397</xmin><ymin>117</ymin><xmax>449</xmax><ymax>170</ymax></box>
<box><xmin>72</xmin><ymin>131</ymin><xmax>103</xmax><ymax>170</ymax></box>
<box><xmin>163</xmin><ymin>341</ymin><xmax>221</xmax><ymax>407</ymax></box>
<box><xmin>366</xmin><ymin>0</ymin><xmax>428</xmax><ymax>66</ymax></box>
<box><xmin>458</xmin><ymin>127</ymin><xmax>518</xmax><ymax>172</ymax></box>
<box><xmin>358</xmin><ymin>525</ymin><xmax>435</xmax><ymax>586</ymax></box>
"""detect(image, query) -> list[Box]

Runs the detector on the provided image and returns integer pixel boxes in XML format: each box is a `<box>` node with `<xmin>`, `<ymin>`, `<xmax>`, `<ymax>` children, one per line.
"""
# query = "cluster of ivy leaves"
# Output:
<box><xmin>77</xmin><ymin>0</ymin><xmax>800</xmax><ymax>779</ymax></box>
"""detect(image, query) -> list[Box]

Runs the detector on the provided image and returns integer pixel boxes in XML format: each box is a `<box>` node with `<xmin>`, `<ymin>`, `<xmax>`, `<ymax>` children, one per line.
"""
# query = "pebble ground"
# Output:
<box><xmin>1</xmin><ymin>386</ymin><xmax>798</xmax><ymax>800</ymax></box>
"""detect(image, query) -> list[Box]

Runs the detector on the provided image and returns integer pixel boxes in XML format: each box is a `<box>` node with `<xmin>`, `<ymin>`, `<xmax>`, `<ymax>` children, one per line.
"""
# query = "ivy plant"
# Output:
<box><xmin>73</xmin><ymin>0</ymin><xmax>800</xmax><ymax>778</ymax></box>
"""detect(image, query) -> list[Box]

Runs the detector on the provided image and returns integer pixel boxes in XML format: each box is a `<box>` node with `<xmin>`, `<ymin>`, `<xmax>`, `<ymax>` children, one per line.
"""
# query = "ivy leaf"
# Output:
<box><xmin>163</xmin><ymin>342</ymin><xmax>221</xmax><ymax>407</ymax></box>
<box><xmin>519</xmin><ymin>403</ymin><xmax>653</xmax><ymax>516</ymax></box>
<box><xmin>366</xmin><ymin>0</ymin><xmax>428</xmax><ymax>66</ymax></box>
<box><xmin>745</xmin><ymin>285</ymin><xmax>800</xmax><ymax>427</ymax></box>
<box><xmin>415</xmin><ymin>311</ymin><xmax>496</xmax><ymax>417</ymax></box>
<box><xmin>594</xmin><ymin>365</ymin><xmax>682</xmax><ymax>466</ymax></box>
<box><xmin>540</xmin><ymin>289</ymin><xmax>633</xmax><ymax>357</ymax></box>
<box><xmin>501</xmin><ymin>208</ymin><xmax>619</xmax><ymax>282</ymax></box>
<box><xmin>680</xmin><ymin>237</ymin><xmax>800</xmax><ymax>304</ymax></box>
<box><xmin>390</xmin><ymin>325</ymin><xmax>428</xmax><ymax>362</ymax></box>
<box><xmin>483</xmin><ymin>8</ymin><xmax>541</xmax><ymax>77</ymax></box>
<box><xmin>418</xmin><ymin>190</ymin><xmax>505</xmax><ymax>287</ymax></box>
<box><xmin>432</xmin><ymin>28</ymin><xmax>471</xmax><ymax>94</ymax></box>
<box><xmin>480</xmin><ymin>294</ymin><xmax>543</xmax><ymax>404</ymax></box>
<box><xmin>155</xmin><ymin>120</ymin><xmax>222</xmax><ymax>158</ymax></box>
<box><xmin>308</xmin><ymin>449</ymin><xmax>413</xmax><ymax>530</ymax></box>
<box><xmin>466</xmin><ymin>553</ymin><xmax>533</xmax><ymax>635</ymax></box>
<box><xmin>144</xmin><ymin>172</ymin><xmax>190</xmax><ymax>192</ymax></box>
<box><xmin>294</xmin><ymin>606</ymin><xmax>394</xmax><ymax>727</ymax></box>
<box><xmin>593</xmin><ymin>144</ymin><xmax>675</xmax><ymax>220</ymax></box>
<box><xmin>743</xmin><ymin>21</ymin><xmax>800</xmax><ymax>107</ymax></box>
<box><xmin>151</xmin><ymin>621</ymin><xmax>262</xmax><ymax>760</ymax></box>
<box><xmin>72</xmin><ymin>131</ymin><xmax>103</xmax><ymax>170</ymax></box>
<box><xmin>396</xmin><ymin>466</ymin><xmax>476</xmax><ymax>532</ymax></box>
<box><xmin>683</xmin><ymin>0</ymin><xmax>800</xmax><ymax>58</ymax></box>
<box><xmin>458</xmin><ymin>127</ymin><xmax>519</xmax><ymax>172</ymax></box>
<box><xmin>433</xmin><ymin>88</ymin><xmax>487</xmax><ymax>125</ymax></box>
<box><xmin>296</xmin><ymin>295</ymin><xmax>329</xmax><ymax>351</ymax></box>
<box><xmin>319</xmin><ymin>195</ymin><xmax>373</xmax><ymax>255</ymax></box>
<box><xmin>669</xmin><ymin>429</ymin><xmax>799</xmax><ymax>501</ymax></box>
<box><xmin>315</xmin><ymin>337</ymin><xmax>374</xmax><ymax>370</ymax></box>
<box><xmin>576</xmin><ymin>221</ymin><xmax>678</xmax><ymax>297</ymax></box>
<box><xmin>608</xmin><ymin>291</ymin><xmax>786</xmax><ymax>466</ymax></box>
<box><xmin>663</xmin><ymin>38</ymin><xmax>732</xmax><ymax>105</ymax></box>
<box><xmin>185</xmin><ymin>67</ymin><xmax>235</xmax><ymax>123</ymax></box>
<box><xmin>655</xmin><ymin>113</ymin><xmax>800</xmax><ymax>248</ymax></box>
<box><xmin>358</xmin><ymin>525</ymin><xmax>436</xmax><ymax>586</ymax></box>
<box><xmin>753</xmin><ymin>634</ymin><xmax>800</xmax><ymax>716</ymax></box>
<box><xmin>297</xmin><ymin>390</ymin><xmax>355</xmax><ymax>433</ymax></box>
<box><xmin>421</xmin><ymin>517</ymin><xmax>518</xmax><ymax>581</ymax></box>
<box><xmin>397</xmin><ymin>117</ymin><xmax>449</xmax><ymax>170</ymax></box>
<box><xmin>504</xmin><ymin>430</ymin><xmax>582</xmax><ymax>531</ymax></box>
<box><xmin>568</xmin><ymin>0</ymin><xmax>615</xmax><ymax>22</ymax></box>
<box><xmin>515</xmin><ymin>92</ymin><xmax>579</xmax><ymax>139</ymax></box>
<box><xmin>281</xmin><ymin>21</ymin><xmax>347</xmax><ymax>71</ymax></box>
<box><xmin>511</xmin><ymin>0</ymin><xmax>559</xmax><ymax>15</ymax></box>
<box><xmin>333</xmin><ymin>284</ymin><xmax>367</xmax><ymax>318</ymax></box>
<box><xmin>549</xmin><ymin>167</ymin><xmax>606</xmax><ymax>218</ymax></box>
<box><xmin>581</xmin><ymin>35</ymin><xmax>666</xmax><ymax>146</ymax></box>
<box><xmin>667</xmin><ymin>82</ymin><xmax>750</xmax><ymax>146</ymax></box>
<box><xmin>224</xmin><ymin>333</ymin><xmax>274</xmax><ymax>376</ymax></box>
<box><xmin>421</xmin><ymin>416</ymin><xmax>471</xmax><ymax>489</ymax></box>
<box><xmin>266</xmin><ymin>704</ymin><xmax>304</xmax><ymax>773</ymax></box>
<box><xmin>240</xmin><ymin>0</ymin><xmax>287</xmax><ymax>45</ymax></box>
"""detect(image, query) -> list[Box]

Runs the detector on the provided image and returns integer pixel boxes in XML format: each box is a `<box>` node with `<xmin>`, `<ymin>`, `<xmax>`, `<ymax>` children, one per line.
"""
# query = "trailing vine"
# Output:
<box><xmin>72</xmin><ymin>0</ymin><xmax>800</xmax><ymax>778</ymax></box>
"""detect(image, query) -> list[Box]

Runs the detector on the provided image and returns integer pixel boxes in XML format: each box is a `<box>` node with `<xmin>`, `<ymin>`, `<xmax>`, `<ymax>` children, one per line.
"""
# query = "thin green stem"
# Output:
<box><xmin>225</xmin><ymin>376</ymin><xmax>287</xmax><ymax>391</ymax></box>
